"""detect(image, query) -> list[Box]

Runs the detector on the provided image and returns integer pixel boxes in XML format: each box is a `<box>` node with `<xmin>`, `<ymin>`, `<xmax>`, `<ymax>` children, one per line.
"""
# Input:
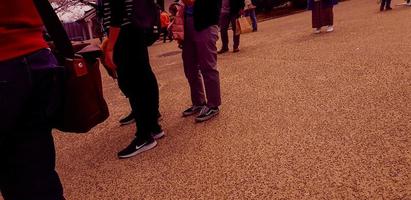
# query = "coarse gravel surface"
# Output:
<box><xmin>37</xmin><ymin>0</ymin><xmax>411</xmax><ymax>199</ymax></box>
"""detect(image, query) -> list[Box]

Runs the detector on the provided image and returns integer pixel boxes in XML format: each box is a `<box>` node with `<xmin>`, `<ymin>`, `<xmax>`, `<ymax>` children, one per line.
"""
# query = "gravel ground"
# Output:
<box><xmin>45</xmin><ymin>0</ymin><xmax>411</xmax><ymax>199</ymax></box>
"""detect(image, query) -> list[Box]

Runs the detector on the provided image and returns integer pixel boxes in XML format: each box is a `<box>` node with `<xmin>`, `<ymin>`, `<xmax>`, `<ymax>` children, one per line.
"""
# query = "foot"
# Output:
<box><xmin>151</xmin><ymin>125</ymin><xmax>165</xmax><ymax>140</ymax></box>
<box><xmin>326</xmin><ymin>26</ymin><xmax>334</xmax><ymax>33</ymax></box>
<box><xmin>217</xmin><ymin>48</ymin><xmax>229</xmax><ymax>54</ymax></box>
<box><xmin>118</xmin><ymin>137</ymin><xmax>157</xmax><ymax>159</ymax></box>
<box><xmin>233</xmin><ymin>48</ymin><xmax>240</xmax><ymax>53</ymax></box>
<box><xmin>182</xmin><ymin>105</ymin><xmax>205</xmax><ymax>117</ymax></box>
<box><xmin>119</xmin><ymin>112</ymin><xmax>135</xmax><ymax>126</ymax></box>
<box><xmin>386</xmin><ymin>7</ymin><xmax>392</xmax><ymax>10</ymax></box>
<box><xmin>252</xmin><ymin>29</ymin><xmax>257</xmax><ymax>32</ymax></box>
<box><xmin>314</xmin><ymin>28</ymin><xmax>321</xmax><ymax>34</ymax></box>
<box><xmin>195</xmin><ymin>106</ymin><xmax>220</xmax><ymax>123</ymax></box>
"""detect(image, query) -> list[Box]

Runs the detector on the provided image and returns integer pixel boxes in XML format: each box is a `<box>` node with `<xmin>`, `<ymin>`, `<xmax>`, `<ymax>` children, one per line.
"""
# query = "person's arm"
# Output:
<box><xmin>103</xmin><ymin>0</ymin><xmax>124</xmax><ymax>78</ymax></box>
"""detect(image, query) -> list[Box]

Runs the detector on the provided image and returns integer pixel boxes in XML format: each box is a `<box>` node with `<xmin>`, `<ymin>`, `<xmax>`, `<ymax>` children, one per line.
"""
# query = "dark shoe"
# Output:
<box><xmin>218</xmin><ymin>48</ymin><xmax>229</xmax><ymax>54</ymax></box>
<box><xmin>152</xmin><ymin>130</ymin><xmax>165</xmax><ymax>140</ymax></box>
<box><xmin>195</xmin><ymin>106</ymin><xmax>220</xmax><ymax>123</ymax></box>
<box><xmin>386</xmin><ymin>7</ymin><xmax>392</xmax><ymax>10</ymax></box>
<box><xmin>182</xmin><ymin>105</ymin><xmax>205</xmax><ymax>117</ymax></box>
<box><xmin>252</xmin><ymin>29</ymin><xmax>257</xmax><ymax>32</ymax></box>
<box><xmin>233</xmin><ymin>48</ymin><xmax>240</xmax><ymax>53</ymax></box>
<box><xmin>118</xmin><ymin>137</ymin><xmax>157</xmax><ymax>159</ymax></box>
<box><xmin>119</xmin><ymin>112</ymin><xmax>135</xmax><ymax>126</ymax></box>
<box><xmin>151</xmin><ymin>125</ymin><xmax>165</xmax><ymax>140</ymax></box>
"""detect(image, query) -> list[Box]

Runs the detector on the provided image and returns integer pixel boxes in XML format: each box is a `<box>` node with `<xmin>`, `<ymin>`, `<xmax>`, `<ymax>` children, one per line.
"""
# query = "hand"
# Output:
<box><xmin>104</xmin><ymin>49</ymin><xmax>118</xmax><ymax>79</ymax></box>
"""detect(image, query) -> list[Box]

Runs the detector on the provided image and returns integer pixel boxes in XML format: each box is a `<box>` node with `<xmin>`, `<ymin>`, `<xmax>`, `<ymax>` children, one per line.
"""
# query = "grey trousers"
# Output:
<box><xmin>219</xmin><ymin>12</ymin><xmax>240</xmax><ymax>50</ymax></box>
<box><xmin>182</xmin><ymin>16</ymin><xmax>221</xmax><ymax>108</ymax></box>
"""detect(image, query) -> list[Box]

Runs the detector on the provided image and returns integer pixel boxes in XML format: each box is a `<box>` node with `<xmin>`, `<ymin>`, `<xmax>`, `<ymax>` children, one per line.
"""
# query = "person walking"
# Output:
<box><xmin>308</xmin><ymin>0</ymin><xmax>337</xmax><ymax>34</ymax></box>
<box><xmin>218</xmin><ymin>0</ymin><xmax>245</xmax><ymax>53</ymax></box>
<box><xmin>181</xmin><ymin>0</ymin><xmax>222</xmax><ymax>122</ymax></box>
<box><xmin>160</xmin><ymin>9</ymin><xmax>173</xmax><ymax>43</ymax></box>
<box><xmin>0</xmin><ymin>0</ymin><xmax>65</xmax><ymax>199</ymax></box>
<box><xmin>380</xmin><ymin>0</ymin><xmax>392</xmax><ymax>11</ymax></box>
<box><xmin>104</xmin><ymin>0</ymin><xmax>165</xmax><ymax>159</ymax></box>
<box><xmin>244</xmin><ymin>0</ymin><xmax>258</xmax><ymax>32</ymax></box>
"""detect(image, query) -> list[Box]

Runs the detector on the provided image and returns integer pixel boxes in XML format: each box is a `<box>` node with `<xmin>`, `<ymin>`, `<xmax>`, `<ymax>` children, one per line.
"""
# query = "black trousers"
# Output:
<box><xmin>381</xmin><ymin>0</ymin><xmax>392</xmax><ymax>9</ymax></box>
<box><xmin>114</xmin><ymin>26</ymin><xmax>161</xmax><ymax>139</ymax></box>
<box><xmin>0</xmin><ymin>49</ymin><xmax>64</xmax><ymax>200</ymax></box>
<box><xmin>162</xmin><ymin>27</ymin><xmax>172</xmax><ymax>43</ymax></box>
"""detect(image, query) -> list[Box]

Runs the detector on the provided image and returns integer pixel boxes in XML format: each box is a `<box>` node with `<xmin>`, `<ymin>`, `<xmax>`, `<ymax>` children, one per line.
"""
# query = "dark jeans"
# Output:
<box><xmin>381</xmin><ymin>0</ymin><xmax>392</xmax><ymax>9</ymax></box>
<box><xmin>219</xmin><ymin>12</ymin><xmax>240</xmax><ymax>50</ymax></box>
<box><xmin>245</xmin><ymin>9</ymin><xmax>258</xmax><ymax>31</ymax></box>
<box><xmin>114</xmin><ymin>25</ymin><xmax>161</xmax><ymax>139</ymax></box>
<box><xmin>0</xmin><ymin>49</ymin><xmax>64</xmax><ymax>200</ymax></box>
<box><xmin>162</xmin><ymin>27</ymin><xmax>173</xmax><ymax>43</ymax></box>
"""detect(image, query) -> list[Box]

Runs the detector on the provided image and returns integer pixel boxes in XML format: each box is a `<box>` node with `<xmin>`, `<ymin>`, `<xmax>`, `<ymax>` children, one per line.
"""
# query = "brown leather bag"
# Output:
<box><xmin>55</xmin><ymin>45</ymin><xmax>109</xmax><ymax>133</ymax></box>
<box><xmin>34</xmin><ymin>0</ymin><xmax>109</xmax><ymax>133</ymax></box>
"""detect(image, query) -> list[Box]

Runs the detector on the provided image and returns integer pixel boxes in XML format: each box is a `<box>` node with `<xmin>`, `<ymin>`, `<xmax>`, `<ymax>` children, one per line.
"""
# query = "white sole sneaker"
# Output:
<box><xmin>118</xmin><ymin>140</ymin><xmax>157</xmax><ymax>159</ymax></box>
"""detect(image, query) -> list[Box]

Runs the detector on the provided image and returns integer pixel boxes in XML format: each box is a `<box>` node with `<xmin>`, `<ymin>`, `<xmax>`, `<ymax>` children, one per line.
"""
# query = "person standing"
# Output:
<box><xmin>308</xmin><ymin>0</ymin><xmax>337</xmax><ymax>34</ymax></box>
<box><xmin>0</xmin><ymin>0</ymin><xmax>64</xmax><ymax>199</ymax></box>
<box><xmin>104</xmin><ymin>0</ymin><xmax>165</xmax><ymax>159</ymax></box>
<box><xmin>160</xmin><ymin>9</ymin><xmax>173</xmax><ymax>43</ymax></box>
<box><xmin>181</xmin><ymin>0</ymin><xmax>222</xmax><ymax>122</ymax></box>
<box><xmin>244</xmin><ymin>0</ymin><xmax>258</xmax><ymax>32</ymax></box>
<box><xmin>218</xmin><ymin>0</ymin><xmax>245</xmax><ymax>53</ymax></box>
<box><xmin>380</xmin><ymin>0</ymin><xmax>392</xmax><ymax>11</ymax></box>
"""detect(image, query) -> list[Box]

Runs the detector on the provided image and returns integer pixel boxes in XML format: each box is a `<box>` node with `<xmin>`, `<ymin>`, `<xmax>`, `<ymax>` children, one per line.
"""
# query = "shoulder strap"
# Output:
<box><xmin>33</xmin><ymin>0</ymin><xmax>75</xmax><ymax>59</ymax></box>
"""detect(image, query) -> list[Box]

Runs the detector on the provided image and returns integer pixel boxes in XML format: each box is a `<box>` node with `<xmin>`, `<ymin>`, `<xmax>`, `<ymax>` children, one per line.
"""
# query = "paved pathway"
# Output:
<box><xmin>51</xmin><ymin>0</ymin><xmax>410</xmax><ymax>199</ymax></box>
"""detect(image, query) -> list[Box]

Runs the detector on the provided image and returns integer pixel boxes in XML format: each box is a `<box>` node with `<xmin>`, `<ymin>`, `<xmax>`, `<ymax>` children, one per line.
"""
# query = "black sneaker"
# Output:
<box><xmin>195</xmin><ymin>106</ymin><xmax>219</xmax><ymax>123</ymax></box>
<box><xmin>118</xmin><ymin>137</ymin><xmax>157</xmax><ymax>159</ymax></box>
<box><xmin>119</xmin><ymin>112</ymin><xmax>135</xmax><ymax>126</ymax></box>
<box><xmin>151</xmin><ymin>125</ymin><xmax>165</xmax><ymax>140</ymax></box>
<box><xmin>182</xmin><ymin>105</ymin><xmax>204</xmax><ymax>117</ymax></box>
<box><xmin>218</xmin><ymin>48</ymin><xmax>229</xmax><ymax>54</ymax></box>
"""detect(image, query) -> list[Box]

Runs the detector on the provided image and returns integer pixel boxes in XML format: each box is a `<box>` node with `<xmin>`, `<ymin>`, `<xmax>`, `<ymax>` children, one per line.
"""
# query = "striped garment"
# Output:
<box><xmin>103</xmin><ymin>0</ymin><xmax>132</xmax><ymax>28</ymax></box>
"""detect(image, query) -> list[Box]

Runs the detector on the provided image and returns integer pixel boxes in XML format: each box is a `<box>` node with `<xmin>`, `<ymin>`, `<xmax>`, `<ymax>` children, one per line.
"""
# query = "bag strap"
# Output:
<box><xmin>33</xmin><ymin>0</ymin><xmax>75</xmax><ymax>59</ymax></box>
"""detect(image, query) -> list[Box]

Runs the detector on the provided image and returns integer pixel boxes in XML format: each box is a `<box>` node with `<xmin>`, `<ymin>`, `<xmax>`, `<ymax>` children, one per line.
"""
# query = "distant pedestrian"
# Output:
<box><xmin>168</xmin><ymin>1</ymin><xmax>185</xmax><ymax>48</ymax></box>
<box><xmin>160</xmin><ymin>9</ymin><xmax>173</xmax><ymax>43</ymax></box>
<box><xmin>244</xmin><ymin>0</ymin><xmax>258</xmax><ymax>32</ymax></box>
<box><xmin>218</xmin><ymin>0</ymin><xmax>245</xmax><ymax>53</ymax></box>
<box><xmin>181</xmin><ymin>0</ymin><xmax>222</xmax><ymax>122</ymax></box>
<box><xmin>308</xmin><ymin>0</ymin><xmax>337</xmax><ymax>34</ymax></box>
<box><xmin>380</xmin><ymin>0</ymin><xmax>392</xmax><ymax>11</ymax></box>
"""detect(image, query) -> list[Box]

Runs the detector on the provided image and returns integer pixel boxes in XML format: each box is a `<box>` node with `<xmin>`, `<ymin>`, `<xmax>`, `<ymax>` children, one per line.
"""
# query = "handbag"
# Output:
<box><xmin>33</xmin><ymin>0</ymin><xmax>109</xmax><ymax>133</ymax></box>
<box><xmin>236</xmin><ymin>16</ymin><xmax>253</xmax><ymax>36</ymax></box>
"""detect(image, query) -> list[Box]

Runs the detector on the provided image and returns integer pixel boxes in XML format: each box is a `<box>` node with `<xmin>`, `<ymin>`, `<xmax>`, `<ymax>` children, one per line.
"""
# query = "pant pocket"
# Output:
<box><xmin>0</xmin><ymin>59</ymin><xmax>32</xmax><ymax>133</ymax></box>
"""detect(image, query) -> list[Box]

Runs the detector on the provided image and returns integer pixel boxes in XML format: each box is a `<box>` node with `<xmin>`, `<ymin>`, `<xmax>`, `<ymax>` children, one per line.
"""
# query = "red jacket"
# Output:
<box><xmin>169</xmin><ymin>1</ymin><xmax>184</xmax><ymax>42</ymax></box>
<box><xmin>0</xmin><ymin>0</ymin><xmax>48</xmax><ymax>62</ymax></box>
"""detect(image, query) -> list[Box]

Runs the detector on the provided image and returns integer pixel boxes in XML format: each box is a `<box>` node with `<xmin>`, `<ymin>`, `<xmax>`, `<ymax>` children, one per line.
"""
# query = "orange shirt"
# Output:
<box><xmin>160</xmin><ymin>12</ymin><xmax>171</xmax><ymax>28</ymax></box>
